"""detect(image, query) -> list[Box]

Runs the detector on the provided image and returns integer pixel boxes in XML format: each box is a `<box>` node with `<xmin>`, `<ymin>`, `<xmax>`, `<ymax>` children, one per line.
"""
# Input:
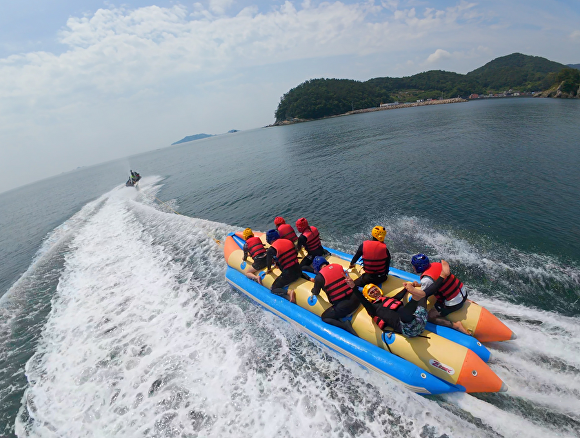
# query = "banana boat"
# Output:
<box><xmin>224</xmin><ymin>232</ymin><xmax>507</xmax><ymax>394</ymax></box>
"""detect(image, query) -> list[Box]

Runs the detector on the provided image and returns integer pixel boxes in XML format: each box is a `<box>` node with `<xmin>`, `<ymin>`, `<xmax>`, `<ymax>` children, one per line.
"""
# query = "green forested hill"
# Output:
<box><xmin>275</xmin><ymin>53</ymin><xmax>571</xmax><ymax>123</ymax></box>
<box><xmin>275</xmin><ymin>79</ymin><xmax>391</xmax><ymax>121</ymax></box>
<box><xmin>467</xmin><ymin>53</ymin><xmax>567</xmax><ymax>90</ymax></box>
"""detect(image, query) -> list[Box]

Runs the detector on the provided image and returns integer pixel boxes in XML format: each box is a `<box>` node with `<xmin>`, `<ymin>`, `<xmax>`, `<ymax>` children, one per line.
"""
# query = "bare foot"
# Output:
<box><xmin>288</xmin><ymin>289</ymin><xmax>296</xmax><ymax>303</ymax></box>
<box><xmin>453</xmin><ymin>321</ymin><xmax>470</xmax><ymax>336</ymax></box>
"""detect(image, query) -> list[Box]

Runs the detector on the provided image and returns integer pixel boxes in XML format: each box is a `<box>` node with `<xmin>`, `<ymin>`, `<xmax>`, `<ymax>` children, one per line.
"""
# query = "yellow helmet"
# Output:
<box><xmin>362</xmin><ymin>284</ymin><xmax>383</xmax><ymax>302</ymax></box>
<box><xmin>243</xmin><ymin>228</ymin><xmax>254</xmax><ymax>240</ymax></box>
<box><xmin>371</xmin><ymin>226</ymin><xmax>386</xmax><ymax>242</ymax></box>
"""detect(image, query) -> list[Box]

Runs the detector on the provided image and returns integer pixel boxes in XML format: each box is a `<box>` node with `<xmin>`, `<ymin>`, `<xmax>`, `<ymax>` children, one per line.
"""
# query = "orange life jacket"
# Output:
<box><xmin>319</xmin><ymin>263</ymin><xmax>353</xmax><ymax>303</ymax></box>
<box><xmin>246</xmin><ymin>236</ymin><xmax>266</xmax><ymax>259</ymax></box>
<box><xmin>277</xmin><ymin>224</ymin><xmax>298</xmax><ymax>243</ymax></box>
<box><xmin>421</xmin><ymin>262</ymin><xmax>464</xmax><ymax>302</ymax></box>
<box><xmin>271</xmin><ymin>239</ymin><xmax>299</xmax><ymax>270</ymax></box>
<box><xmin>362</xmin><ymin>240</ymin><xmax>389</xmax><ymax>275</ymax></box>
<box><xmin>302</xmin><ymin>226</ymin><xmax>322</xmax><ymax>253</ymax></box>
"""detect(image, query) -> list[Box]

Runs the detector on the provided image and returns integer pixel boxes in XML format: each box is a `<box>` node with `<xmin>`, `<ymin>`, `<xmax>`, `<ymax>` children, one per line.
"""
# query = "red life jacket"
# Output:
<box><xmin>303</xmin><ymin>226</ymin><xmax>322</xmax><ymax>253</ymax></box>
<box><xmin>246</xmin><ymin>236</ymin><xmax>266</xmax><ymax>259</ymax></box>
<box><xmin>362</xmin><ymin>240</ymin><xmax>389</xmax><ymax>275</ymax></box>
<box><xmin>271</xmin><ymin>239</ymin><xmax>299</xmax><ymax>270</ymax></box>
<box><xmin>372</xmin><ymin>297</ymin><xmax>403</xmax><ymax>330</ymax></box>
<box><xmin>421</xmin><ymin>262</ymin><xmax>464</xmax><ymax>302</ymax></box>
<box><xmin>319</xmin><ymin>263</ymin><xmax>353</xmax><ymax>303</ymax></box>
<box><xmin>277</xmin><ymin>224</ymin><xmax>298</xmax><ymax>243</ymax></box>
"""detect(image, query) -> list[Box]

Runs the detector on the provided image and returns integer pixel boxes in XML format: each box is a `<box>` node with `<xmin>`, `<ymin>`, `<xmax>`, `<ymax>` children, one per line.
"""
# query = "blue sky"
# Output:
<box><xmin>1</xmin><ymin>1</ymin><xmax>579</xmax><ymax>192</ymax></box>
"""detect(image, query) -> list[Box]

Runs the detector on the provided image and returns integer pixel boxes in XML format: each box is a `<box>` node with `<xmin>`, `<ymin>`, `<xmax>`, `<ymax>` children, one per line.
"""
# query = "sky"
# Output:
<box><xmin>1</xmin><ymin>0</ymin><xmax>579</xmax><ymax>193</ymax></box>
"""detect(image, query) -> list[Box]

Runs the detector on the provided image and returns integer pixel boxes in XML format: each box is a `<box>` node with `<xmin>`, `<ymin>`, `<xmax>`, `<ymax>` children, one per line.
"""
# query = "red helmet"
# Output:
<box><xmin>274</xmin><ymin>216</ymin><xmax>285</xmax><ymax>226</ymax></box>
<box><xmin>296</xmin><ymin>217</ymin><xmax>309</xmax><ymax>233</ymax></box>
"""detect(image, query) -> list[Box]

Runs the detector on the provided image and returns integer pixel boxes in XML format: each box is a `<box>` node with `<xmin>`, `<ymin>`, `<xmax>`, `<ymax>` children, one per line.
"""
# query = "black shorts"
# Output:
<box><xmin>300</xmin><ymin>254</ymin><xmax>315</xmax><ymax>267</ymax></box>
<box><xmin>321</xmin><ymin>293</ymin><xmax>360</xmax><ymax>321</ymax></box>
<box><xmin>271</xmin><ymin>264</ymin><xmax>302</xmax><ymax>294</ymax></box>
<box><xmin>434</xmin><ymin>293</ymin><xmax>468</xmax><ymax>317</ymax></box>
<box><xmin>251</xmin><ymin>256</ymin><xmax>267</xmax><ymax>270</ymax></box>
<box><xmin>300</xmin><ymin>246</ymin><xmax>326</xmax><ymax>263</ymax></box>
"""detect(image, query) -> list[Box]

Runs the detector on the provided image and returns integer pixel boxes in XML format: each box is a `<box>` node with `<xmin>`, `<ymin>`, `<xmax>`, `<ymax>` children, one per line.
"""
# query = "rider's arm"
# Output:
<box><xmin>441</xmin><ymin>260</ymin><xmax>450</xmax><ymax>278</ymax></box>
<box><xmin>349</xmin><ymin>244</ymin><xmax>363</xmax><ymax>268</ymax></box>
<box><xmin>266</xmin><ymin>247</ymin><xmax>277</xmax><ymax>271</ymax></box>
<box><xmin>296</xmin><ymin>234</ymin><xmax>307</xmax><ymax>251</ymax></box>
<box><xmin>310</xmin><ymin>274</ymin><xmax>325</xmax><ymax>296</ymax></box>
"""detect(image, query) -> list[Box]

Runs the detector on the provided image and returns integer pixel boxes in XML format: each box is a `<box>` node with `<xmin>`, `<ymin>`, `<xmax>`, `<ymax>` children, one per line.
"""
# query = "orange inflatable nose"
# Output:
<box><xmin>224</xmin><ymin>235</ymin><xmax>241</xmax><ymax>259</ymax></box>
<box><xmin>457</xmin><ymin>349</ymin><xmax>506</xmax><ymax>393</ymax></box>
<box><xmin>474</xmin><ymin>307</ymin><xmax>515</xmax><ymax>342</ymax></box>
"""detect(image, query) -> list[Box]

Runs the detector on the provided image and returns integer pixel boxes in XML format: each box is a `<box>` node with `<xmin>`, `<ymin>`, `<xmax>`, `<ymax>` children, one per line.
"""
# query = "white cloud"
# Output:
<box><xmin>209</xmin><ymin>0</ymin><xmax>235</xmax><ymax>15</ymax></box>
<box><xmin>381</xmin><ymin>0</ymin><xmax>399</xmax><ymax>11</ymax></box>
<box><xmin>475</xmin><ymin>45</ymin><xmax>492</xmax><ymax>56</ymax></box>
<box><xmin>571</xmin><ymin>30</ymin><xmax>580</xmax><ymax>40</ymax></box>
<box><xmin>423</xmin><ymin>45</ymin><xmax>493</xmax><ymax>67</ymax></box>
<box><xmin>425</xmin><ymin>48</ymin><xmax>452</xmax><ymax>64</ymax></box>
<box><xmin>0</xmin><ymin>2</ymin><xmax>490</xmax><ymax>108</ymax></box>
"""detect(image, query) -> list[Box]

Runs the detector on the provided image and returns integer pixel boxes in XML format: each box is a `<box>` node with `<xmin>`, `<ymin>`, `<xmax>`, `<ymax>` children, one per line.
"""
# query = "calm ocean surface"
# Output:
<box><xmin>1</xmin><ymin>98</ymin><xmax>579</xmax><ymax>437</ymax></box>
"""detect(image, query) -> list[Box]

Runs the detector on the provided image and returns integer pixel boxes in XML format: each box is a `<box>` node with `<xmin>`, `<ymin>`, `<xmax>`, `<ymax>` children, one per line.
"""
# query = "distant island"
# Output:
<box><xmin>274</xmin><ymin>53</ymin><xmax>580</xmax><ymax>124</ymax></box>
<box><xmin>171</xmin><ymin>133</ymin><xmax>214</xmax><ymax>145</ymax></box>
<box><xmin>228</xmin><ymin>129</ymin><xmax>239</xmax><ymax>133</ymax></box>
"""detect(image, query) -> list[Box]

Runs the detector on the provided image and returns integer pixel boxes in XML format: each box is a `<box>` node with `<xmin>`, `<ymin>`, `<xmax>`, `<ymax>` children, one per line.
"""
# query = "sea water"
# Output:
<box><xmin>1</xmin><ymin>98</ymin><xmax>579</xmax><ymax>437</ymax></box>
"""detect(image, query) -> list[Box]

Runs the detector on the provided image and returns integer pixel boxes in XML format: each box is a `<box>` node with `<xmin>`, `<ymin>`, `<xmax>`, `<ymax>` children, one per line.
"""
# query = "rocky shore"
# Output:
<box><xmin>534</xmin><ymin>80</ymin><xmax>580</xmax><ymax>98</ymax></box>
<box><xmin>270</xmin><ymin>98</ymin><xmax>468</xmax><ymax>126</ymax></box>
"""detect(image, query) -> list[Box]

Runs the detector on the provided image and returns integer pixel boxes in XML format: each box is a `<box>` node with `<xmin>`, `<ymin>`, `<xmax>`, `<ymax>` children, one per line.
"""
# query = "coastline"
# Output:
<box><xmin>270</xmin><ymin>98</ymin><xmax>468</xmax><ymax>126</ymax></box>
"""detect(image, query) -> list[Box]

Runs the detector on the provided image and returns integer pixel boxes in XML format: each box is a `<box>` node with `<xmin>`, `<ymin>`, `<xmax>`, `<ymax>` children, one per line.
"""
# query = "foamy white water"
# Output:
<box><xmin>12</xmin><ymin>180</ymin><xmax>580</xmax><ymax>437</ymax></box>
<box><xmin>387</xmin><ymin>215</ymin><xmax>580</xmax><ymax>288</ymax></box>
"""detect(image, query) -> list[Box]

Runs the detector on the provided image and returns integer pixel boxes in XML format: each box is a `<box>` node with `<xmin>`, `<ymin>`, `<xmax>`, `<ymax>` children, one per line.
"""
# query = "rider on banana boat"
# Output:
<box><xmin>404</xmin><ymin>254</ymin><xmax>470</xmax><ymax>335</ymax></box>
<box><xmin>356</xmin><ymin>284</ymin><xmax>428</xmax><ymax>338</ymax></box>
<box><xmin>348</xmin><ymin>226</ymin><xmax>391</xmax><ymax>287</ymax></box>
<box><xmin>274</xmin><ymin>217</ymin><xmax>298</xmax><ymax>244</ymax></box>
<box><xmin>263</xmin><ymin>229</ymin><xmax>302</xmax><ymax>303</ymax></box>
<box><xmin>295</xmin><ymin>217</ymin><xmax>326</xmax><ymax>273</ymax></box>
<box><xmin>310</xmin><ymin>256</ymin><xmax>360</xmax><ymax>336</ymax></box>
<box><xmin>242</xmin><ymin>228</ymin><xmax>268</xmax><ymax>282</ymax></box>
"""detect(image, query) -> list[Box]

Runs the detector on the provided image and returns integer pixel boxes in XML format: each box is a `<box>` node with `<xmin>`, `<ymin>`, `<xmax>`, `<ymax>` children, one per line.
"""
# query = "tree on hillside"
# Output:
<box><xmin>555</xmin><ymin>68</ymin><xmax>580</xmax><ymax>94</ymax></box>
